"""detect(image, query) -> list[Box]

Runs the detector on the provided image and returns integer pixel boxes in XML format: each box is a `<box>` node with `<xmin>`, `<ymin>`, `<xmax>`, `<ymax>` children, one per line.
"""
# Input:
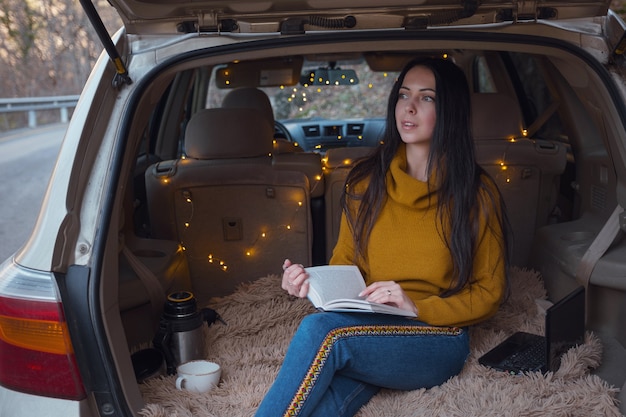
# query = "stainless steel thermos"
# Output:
<box><xmin>153</xmin><ymin>291</ymin><xmax>220</xmax><ymax>374</ymax></box>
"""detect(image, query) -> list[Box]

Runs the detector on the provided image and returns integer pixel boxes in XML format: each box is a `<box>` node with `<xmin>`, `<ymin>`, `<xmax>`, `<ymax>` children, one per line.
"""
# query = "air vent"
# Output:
<box><xmin>324</xmin><ymin>125</ymin><xmax>342</xmax><ymax>136</ymax></box>
<box><xmin>347</xmin><ymin>123</ymin><xmax>364</xmax><ymax>135</ymax></box>
<box><xmin>590</xmin><ymin>185</ymin><xmax>607</xmax><ymax>211</ymax></box>
<box><xmin>302</xmin><ymin>125</ymin><xmax>320</xmax><ymax>137</ymax></box>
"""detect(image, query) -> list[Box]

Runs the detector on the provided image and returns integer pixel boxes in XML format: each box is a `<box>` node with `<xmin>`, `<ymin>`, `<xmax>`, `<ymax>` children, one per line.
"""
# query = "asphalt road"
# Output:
<box><xmin>0</xmin><ymin>124</ymin><xmax>66</xmax><ymax>262</ymax></box>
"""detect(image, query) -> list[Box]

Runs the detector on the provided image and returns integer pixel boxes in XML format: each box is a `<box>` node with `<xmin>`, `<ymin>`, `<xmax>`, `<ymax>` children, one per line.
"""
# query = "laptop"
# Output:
<box><xmin>479</xmin><ymin>285</ymin><xmax>585</xmax><ymax>374</ymax></box>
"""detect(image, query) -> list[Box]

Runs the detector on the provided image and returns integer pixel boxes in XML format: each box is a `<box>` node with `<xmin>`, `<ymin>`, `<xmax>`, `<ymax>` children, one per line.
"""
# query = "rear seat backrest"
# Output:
<box><xmin>471</xmin><ymin>93</ymin><xmax>567</xmax><ymax>265</ymax></box>
<box><xmin>222</xmin><ymin>87</ymin><xmax>327</xmax><ymax>263</ymax></box>
<box><xmin>323</xmin><ymin>146</ymin><xmax>377</xmax><ymax>261</ymax></box>
<box><xmin>145</xmin><ymin>108</ymin><xmax>313</xmax><ymax>297</ymax></box>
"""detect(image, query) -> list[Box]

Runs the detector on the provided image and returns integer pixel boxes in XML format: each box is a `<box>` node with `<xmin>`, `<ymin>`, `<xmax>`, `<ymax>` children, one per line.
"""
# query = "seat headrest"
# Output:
<box><xmin>222</xmin><ymin>87</ymin><xmax>275</xmax><ymax>130</ymax></box>
<box><xmin>471</xmin><ymin>93</ymin><xmax>524</xmax><ymax>141</ymax></box>
<box><xmin>184</xmin><ymin>108</ymin><xmax>274</xmax><ymax>159</ymax></box>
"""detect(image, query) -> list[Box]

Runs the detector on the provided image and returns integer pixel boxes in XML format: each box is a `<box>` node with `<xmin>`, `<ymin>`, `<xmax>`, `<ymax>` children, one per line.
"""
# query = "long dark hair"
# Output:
<box><xmin>341</xmin><ymin>57</ymin><xmax>509</xmax><ymax>296</ymax></box>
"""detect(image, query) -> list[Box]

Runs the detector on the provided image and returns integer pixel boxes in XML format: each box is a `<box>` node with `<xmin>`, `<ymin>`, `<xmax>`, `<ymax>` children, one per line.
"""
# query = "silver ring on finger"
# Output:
<box><xmin>386</xmin><ymin>289</ymin><xmax>392</xmax><ymax>296</ymax></box>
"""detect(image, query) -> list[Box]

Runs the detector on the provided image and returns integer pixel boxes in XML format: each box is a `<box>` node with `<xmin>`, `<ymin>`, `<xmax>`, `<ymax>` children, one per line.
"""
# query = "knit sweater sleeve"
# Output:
<box><xmin>412</xmin><ymin>188</ymin><xmax>506</xmax><ymax>327</ymax></box>
<box><xmin>412</xmin><ymin>230</ymin><xmax>506</xmax><ymax>326</ymax></box>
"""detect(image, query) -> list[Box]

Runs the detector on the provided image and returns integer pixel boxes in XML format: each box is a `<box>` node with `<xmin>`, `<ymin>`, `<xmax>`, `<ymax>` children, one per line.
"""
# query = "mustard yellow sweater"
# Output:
<box><xmin>330</xmin><ymin>145</ymin><xmax>506</xmax><ymax>327</ymax></box>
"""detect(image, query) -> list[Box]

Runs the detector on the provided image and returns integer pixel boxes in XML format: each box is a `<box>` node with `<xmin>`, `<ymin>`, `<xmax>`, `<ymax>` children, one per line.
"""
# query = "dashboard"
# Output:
<box><xmin>277</xmin><ymin>117</ymin><xmax>385</xmax><ymax>152</ymax></box>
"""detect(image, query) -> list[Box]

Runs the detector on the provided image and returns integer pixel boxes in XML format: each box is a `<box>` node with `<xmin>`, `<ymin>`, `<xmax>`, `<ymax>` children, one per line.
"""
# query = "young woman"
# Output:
<box><xmin>255</xmin><ymin>57</ymin><xmax>509</xmax><ymax>417</ymax></box>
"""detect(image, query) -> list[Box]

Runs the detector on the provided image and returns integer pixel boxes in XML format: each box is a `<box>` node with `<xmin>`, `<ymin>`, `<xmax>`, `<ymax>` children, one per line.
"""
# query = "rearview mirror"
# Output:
<box><xmin>300</xmin><ymin>68</ymin><xmax>359</xmax><ymax>86</ymax></box>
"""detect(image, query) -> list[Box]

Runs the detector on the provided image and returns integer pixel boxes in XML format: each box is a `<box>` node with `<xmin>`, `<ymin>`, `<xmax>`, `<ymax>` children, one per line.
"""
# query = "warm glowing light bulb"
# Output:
<box><xmin>184</xmin><ymin>222</ymin><xmax>190</xmax><ymax>228</ymax></box>
<box><xmin>286</xmin><ymin>225</ymin><xmax>291</xmax><ymax>230</ymax></box>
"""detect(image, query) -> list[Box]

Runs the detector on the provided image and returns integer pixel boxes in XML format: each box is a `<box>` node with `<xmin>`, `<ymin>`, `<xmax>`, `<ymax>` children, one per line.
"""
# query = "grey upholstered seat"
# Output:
<box><xmin>145</xmin><ymin>108</ymin><xmax>313</xmax><ymax>297</ymax></box>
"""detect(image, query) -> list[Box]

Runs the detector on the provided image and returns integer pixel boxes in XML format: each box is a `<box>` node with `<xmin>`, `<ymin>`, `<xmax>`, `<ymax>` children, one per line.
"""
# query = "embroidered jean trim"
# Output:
<box><xmin>283</xmin><ymin>325</ymin><xmax>463</xmax><ymax>416</ymax></box>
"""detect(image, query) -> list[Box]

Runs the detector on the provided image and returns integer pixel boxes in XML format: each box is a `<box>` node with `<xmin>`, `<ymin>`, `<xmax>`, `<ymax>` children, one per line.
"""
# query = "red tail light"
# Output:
<box><xmin>0</xmin><ymin>260</ymin><xmax>86</xmax><ymax>400</ymax></box>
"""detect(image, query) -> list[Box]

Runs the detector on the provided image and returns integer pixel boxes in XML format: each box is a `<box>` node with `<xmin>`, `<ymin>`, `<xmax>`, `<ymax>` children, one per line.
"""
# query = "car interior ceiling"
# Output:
<box><xmin>109</xmin><ymin>44</ymin><xmax>625</xmax><ymax>398</ymax></box>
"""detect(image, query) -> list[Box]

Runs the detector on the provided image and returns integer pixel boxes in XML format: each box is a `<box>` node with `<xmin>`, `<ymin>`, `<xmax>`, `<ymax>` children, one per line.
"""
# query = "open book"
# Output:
<box><xmin>304</xmin><ymin>265</ymin><xmax>417</xmax><ymax>317</ymax></box>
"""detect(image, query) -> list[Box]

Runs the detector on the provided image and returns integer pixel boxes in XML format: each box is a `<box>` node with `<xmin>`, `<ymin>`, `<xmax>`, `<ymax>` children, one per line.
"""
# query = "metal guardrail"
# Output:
<box><xmin>0</xmin><ymin>95</ymin><xmax>80</xmax><ymax>128</ymax></box>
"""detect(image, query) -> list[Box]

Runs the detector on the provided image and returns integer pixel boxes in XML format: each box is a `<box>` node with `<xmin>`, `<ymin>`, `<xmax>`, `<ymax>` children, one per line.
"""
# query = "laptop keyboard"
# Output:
<box><xmin>501</xmin><ymin>338</ymin><xmax>546</xmax><ymax>371</ymax></box>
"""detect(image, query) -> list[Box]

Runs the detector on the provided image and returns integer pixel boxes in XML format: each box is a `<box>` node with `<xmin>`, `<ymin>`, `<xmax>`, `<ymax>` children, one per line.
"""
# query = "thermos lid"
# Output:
<box><xmin>164</xmin><ymin>291</ymin><xmax>198</xmax><ymax>318</ymax></box>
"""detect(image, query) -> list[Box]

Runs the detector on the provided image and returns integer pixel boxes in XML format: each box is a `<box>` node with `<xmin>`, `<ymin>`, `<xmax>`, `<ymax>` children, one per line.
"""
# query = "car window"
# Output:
<box><xmin>474</xmin><ymin>56</ymin><xmax>498</xmax><ymax>93</ymax></box>
<box><xmin>505</xmin><ymin>52</ymin><xmax>566</xmax><ymax>141</ymax></box>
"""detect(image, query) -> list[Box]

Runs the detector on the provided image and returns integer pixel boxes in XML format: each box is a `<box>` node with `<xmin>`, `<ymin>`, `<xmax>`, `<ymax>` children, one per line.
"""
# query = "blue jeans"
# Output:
<box><xmin>255</xmin><ymin>312</ymin><xmax>469</xmax><ymax>417</ymax></box>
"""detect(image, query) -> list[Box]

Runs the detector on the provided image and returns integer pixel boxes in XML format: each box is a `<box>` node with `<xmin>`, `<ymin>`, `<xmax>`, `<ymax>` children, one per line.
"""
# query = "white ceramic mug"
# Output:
<box><xmin>175</xmin><ymin>360</ymin><xmax>221</xmax><ymax>393</ymax></box>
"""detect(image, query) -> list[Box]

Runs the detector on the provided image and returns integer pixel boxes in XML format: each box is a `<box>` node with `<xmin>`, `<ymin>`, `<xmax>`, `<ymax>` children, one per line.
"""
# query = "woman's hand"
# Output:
<box><xmin>359</xmin><ymin>281</ymin><xmax>419</xmax><ymax>316</ymax></box>
<box><xmin>281</xmin><ymin>259</ymin><xmax>310</xmax><ymax>298</ymax></box>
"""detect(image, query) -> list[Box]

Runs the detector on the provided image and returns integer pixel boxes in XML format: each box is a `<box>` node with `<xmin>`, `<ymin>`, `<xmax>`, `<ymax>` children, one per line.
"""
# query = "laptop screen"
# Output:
<box><xmin>546</xmin><ymin>286</ymin><xmax>586</xmax><ymax>371</ymax></box>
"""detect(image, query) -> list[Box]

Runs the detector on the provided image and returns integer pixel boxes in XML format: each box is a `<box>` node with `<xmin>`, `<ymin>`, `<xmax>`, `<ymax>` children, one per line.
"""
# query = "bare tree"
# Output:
<box><xmin>0</xmin><ymin>0</ymin><xmax>121</xmax><ymax>128</ymax></box>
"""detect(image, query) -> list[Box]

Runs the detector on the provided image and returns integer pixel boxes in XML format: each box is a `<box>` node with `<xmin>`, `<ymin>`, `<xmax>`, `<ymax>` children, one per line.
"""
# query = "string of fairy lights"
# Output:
<box><xmin>173</xmin><ymin>166</ymin><xmax>325</xmax><ymax>273</ymax></box>
<box><xmin>496</xmin><ymin>130</ymin><xmax>530</xmax><ymax>185</ymax></box>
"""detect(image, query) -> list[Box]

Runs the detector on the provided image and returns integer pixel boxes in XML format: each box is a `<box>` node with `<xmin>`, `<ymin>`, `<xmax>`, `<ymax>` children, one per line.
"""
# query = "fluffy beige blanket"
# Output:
<box><xmin>139</xmin><ymin>267</ymin><xmax>621</xmax><ymax>416</ymax></box>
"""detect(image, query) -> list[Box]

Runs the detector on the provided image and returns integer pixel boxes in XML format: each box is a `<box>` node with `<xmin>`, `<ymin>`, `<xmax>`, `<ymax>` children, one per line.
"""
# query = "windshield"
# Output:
<box><xmin>208</xmin><ymin>62</ymin><xmax>398</xmax><ymax>120</ymax></box>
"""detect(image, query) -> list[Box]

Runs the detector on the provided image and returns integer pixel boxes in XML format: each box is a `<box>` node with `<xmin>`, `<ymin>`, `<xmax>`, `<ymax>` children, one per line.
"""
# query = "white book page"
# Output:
<box><xmin>304</xmin><ymin>265</ymin><xmax>417</xmax><ymax>318</ymax></box>
<box><xmin>305</xmin><ymin>265</ymin><xmax>366</xmax><ymax>307</ymax></box>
